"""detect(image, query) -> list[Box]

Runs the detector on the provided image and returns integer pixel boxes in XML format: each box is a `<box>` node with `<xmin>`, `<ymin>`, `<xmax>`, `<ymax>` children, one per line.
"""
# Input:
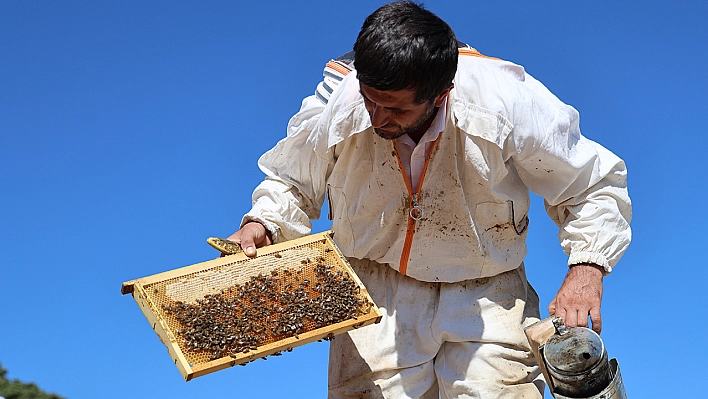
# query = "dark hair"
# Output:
<box><xmin>353</xmin><ymin>1</ymin><xmax>458</xmax><ymax>104</ymax></box>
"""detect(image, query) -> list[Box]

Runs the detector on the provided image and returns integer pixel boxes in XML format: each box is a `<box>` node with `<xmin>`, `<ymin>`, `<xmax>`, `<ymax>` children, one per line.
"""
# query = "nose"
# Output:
<box><xmin>369</xmin><ymin>103</ymin><xmax>390</xmax><ymax>128</ymax></box>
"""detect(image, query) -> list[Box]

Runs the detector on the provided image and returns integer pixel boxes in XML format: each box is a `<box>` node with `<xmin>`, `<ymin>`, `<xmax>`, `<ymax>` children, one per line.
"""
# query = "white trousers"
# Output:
<box><xmin>328</xmin><ymin>258</ymin><xmax>544</xmax><ymax>399</ymax></box>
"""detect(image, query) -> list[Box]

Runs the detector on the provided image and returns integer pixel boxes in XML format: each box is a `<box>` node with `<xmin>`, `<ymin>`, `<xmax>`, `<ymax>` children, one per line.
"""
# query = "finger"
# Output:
<box><xmin>589</xmin><ymin>307</ymin><xmax>602</xmax><ymax>333</ymax></box>
<box><xmin>548</xmin><ymin>299</ymin><xmax>557</xmax><ymax>317</ymax></box>
<box><xmin>564</xmin><ymin>308</ymin><xmax>578</xmax><ymax>328</ymax></box>
<box><xmin>553</xmin><ymin>306</ymin><xmax>566</xmax><ymax>325</ymax></box>
<box><xmin>239</xmin><ymin>226</ymin><xmax>259</xmax><ymax>257</ymax></box>
<box><xmin>226</xmin><ymin>231</ymin><xmax>241</xmax><ymax>244</ymax></box>
<box><xmin>575</xmin><ymin>311</ymin><xmax>589</xmax><ymax>328</ymax></box>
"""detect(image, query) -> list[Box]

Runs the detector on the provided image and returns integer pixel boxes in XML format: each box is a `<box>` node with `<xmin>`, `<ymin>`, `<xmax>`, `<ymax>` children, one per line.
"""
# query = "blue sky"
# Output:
<box><xmin>1</xmin><ymin>1</ymin><xmax>706</xmax><ymax>397</ymax></box>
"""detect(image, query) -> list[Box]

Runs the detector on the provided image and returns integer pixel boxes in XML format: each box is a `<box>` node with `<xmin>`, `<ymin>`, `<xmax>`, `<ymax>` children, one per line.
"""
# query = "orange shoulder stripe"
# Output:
<box><xmin>325</xmin><ymin>61</ymin><xmax>353</xmax><ymax>76</ymax></box>
<box><xmin>458</xmin><ymin>47</ymin><xmax>501</xmax><ymax>61</ymax></box>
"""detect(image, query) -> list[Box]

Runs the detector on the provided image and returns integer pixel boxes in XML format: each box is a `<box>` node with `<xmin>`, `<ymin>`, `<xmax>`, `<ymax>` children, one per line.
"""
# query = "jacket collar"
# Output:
<box><xmin>325</xmin><ymin>66</ymin><xmax>514</xmax><ymax>151</ymax></box>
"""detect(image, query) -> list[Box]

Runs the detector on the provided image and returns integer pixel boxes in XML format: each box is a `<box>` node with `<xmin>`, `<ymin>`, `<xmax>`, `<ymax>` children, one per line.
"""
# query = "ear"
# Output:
<box><xmin>433</xmin><ymin>84</ymin><xmax>454</xmax><ymax>107</ymax></box>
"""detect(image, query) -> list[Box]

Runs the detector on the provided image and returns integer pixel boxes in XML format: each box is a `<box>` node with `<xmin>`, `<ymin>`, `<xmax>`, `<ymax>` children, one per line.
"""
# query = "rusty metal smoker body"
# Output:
<box><xmin>525</xmin><ymin>317</ymin><xmax>627</xmax><ymax>399</ymax></box>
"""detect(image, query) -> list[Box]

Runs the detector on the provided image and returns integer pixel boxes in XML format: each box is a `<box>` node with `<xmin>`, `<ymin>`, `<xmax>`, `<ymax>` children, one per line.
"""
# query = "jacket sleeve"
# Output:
<box><xmin>240</xmin><ymin>95</ymin><xmax>331</xmax><ymax>243</ymax></box>
<box><xmin>240</xmin><ymin>59</ymin><xmax>352</xmax><ymax>243</ymax></box>
<box><xmin>506</xmin><ymin>72</ymin><xmax>632</xmax><ymax>274</ymax></box>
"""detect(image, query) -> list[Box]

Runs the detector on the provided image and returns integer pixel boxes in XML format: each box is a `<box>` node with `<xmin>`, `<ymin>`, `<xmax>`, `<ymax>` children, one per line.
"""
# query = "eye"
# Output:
<box><xmin>361</xmin><ymin>96</ymin><xmax>374</xmax><ymax>110</ymax></box>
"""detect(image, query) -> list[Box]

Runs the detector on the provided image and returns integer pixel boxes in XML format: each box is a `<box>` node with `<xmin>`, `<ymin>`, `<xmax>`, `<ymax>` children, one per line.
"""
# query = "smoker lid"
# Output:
<box><xmin>543</xmin><ymin>327</ymin><xmax>605</xmax><ymax>374</ymax></box>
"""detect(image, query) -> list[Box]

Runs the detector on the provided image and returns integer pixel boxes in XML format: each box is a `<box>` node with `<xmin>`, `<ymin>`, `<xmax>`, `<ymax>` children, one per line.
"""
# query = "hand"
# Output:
<box><xmin>226</xmin><ymin>221</ymin><xmax>273</xmax><ymax>257</ymax></box>
<box><xmin>548</xmin><ymin>263</ymin><xmax>604</xmax><ymax>333</ymax></box>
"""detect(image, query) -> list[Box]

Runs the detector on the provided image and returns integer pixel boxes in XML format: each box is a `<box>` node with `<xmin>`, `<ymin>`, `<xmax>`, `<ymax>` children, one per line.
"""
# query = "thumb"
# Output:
<box><xmin>240</xmin><ymin>222</ymin><xmax>265</xmax><ymax>257</ymax></box>
<box><xmin>239</xmin><ymin>232</ymin><xmax>257</xmax><ymax>258</ymax></box>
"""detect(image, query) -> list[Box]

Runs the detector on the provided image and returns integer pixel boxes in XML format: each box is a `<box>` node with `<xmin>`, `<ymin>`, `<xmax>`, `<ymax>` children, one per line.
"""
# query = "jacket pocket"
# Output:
<box><xmin>326</xmin><ymin>184</ymin><xmax>334</xmax><ymax>221</ymax></box>
<box><xmin>474</xmin><ymin>201</ymin><xmax>528</xmax><ymax>258</ymax></box>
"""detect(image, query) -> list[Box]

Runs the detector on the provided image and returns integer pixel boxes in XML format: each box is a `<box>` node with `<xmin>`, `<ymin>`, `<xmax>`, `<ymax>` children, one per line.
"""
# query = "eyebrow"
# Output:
<box><xmin>359</xmin><ymin>90</ymin><xmax>406</xmax><ymax>113</ymax></box>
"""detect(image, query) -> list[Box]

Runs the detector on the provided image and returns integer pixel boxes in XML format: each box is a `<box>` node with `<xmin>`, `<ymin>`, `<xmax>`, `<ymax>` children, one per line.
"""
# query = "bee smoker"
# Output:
<box><xmin>524</xmin><ymin>317</ymin><xmax>627</xmax><ymax>399</ymax></box>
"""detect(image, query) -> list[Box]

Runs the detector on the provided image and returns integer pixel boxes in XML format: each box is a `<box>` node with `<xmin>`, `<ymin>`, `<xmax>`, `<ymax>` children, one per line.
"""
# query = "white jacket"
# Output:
<box><xmin>243</xmin><ymin>49</ymin><xmax>632</xmax><ymax>282</ymax></box>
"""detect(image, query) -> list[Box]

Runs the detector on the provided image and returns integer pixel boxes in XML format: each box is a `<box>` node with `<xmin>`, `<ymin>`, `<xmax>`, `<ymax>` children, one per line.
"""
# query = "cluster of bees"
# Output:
<box><xmin>162</xmin><ymin>259</ymin><xmax>370</xmax><ymax>361</ymax></box>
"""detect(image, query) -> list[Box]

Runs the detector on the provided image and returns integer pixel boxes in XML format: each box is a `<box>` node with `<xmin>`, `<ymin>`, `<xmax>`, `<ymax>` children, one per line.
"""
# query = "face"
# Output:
<box><xmin>359</xmin><ymin>83</ymin><xmax>448</xmax><ymax>141</ymax></box>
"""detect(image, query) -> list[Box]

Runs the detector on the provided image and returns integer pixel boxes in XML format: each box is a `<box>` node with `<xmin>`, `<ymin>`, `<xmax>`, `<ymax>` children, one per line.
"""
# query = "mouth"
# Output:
<box><xmin>376</xmin><ymin>123</ymin><xmax>399</xmax><ymax>134</ymax></box>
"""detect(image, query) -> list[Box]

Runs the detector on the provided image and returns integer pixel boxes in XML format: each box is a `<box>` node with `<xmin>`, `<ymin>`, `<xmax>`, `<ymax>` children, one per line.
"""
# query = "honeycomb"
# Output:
<box><xmin>123</xmin><ymin>232</ymin><xmax>380</xmax><ymax>380</ymax></box>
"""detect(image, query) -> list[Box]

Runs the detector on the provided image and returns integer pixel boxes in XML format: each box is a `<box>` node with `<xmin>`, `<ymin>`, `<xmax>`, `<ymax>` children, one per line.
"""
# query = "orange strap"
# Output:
<box><xmin>393</xmin><ymin>134</ymin><xmax>442</xmax><ymax>276</ymax></box>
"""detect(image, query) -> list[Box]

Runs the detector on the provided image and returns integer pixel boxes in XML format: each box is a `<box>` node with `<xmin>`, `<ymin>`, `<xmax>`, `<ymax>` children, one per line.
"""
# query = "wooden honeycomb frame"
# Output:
<box><xmin>121</xmin><ymin>231</ymin><xmax>382</xmax><ymax>381</ymax></box>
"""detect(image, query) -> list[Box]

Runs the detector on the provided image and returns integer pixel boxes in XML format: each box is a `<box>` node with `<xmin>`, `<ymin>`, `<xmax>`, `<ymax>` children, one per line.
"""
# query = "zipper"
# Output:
<box><xmin>393</xmin><ymin>136</ymin><xmax>440</xmax><ymax>275</ymax></box>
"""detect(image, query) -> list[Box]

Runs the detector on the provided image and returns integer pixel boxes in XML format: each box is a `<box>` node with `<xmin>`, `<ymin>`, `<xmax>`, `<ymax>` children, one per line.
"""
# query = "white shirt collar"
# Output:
<box><xmin>397</xmin><ymin>99</ymin><xmax>448</xmax><ymax>148</ymax></box>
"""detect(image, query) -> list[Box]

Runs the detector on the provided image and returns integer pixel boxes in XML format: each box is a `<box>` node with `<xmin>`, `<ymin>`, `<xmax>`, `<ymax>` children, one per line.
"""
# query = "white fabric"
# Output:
<box><xmin>243</xmin><ymin>53</ymin><xmax>631</xmax><ymax>280</ymax></box>
<box><xmin>328</xmin><ymin>259</ymin><xmax>544</xmax><ymax>399</ymax></box>
<box><xmin>394</xmin><ymin>100</ymin><xmax>447</xmax><ymax>193</ymax></box>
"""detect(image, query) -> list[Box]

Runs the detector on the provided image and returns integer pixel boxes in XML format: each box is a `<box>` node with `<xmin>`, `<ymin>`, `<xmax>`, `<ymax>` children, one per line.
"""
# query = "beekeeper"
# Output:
<box><xmin>227</xmin><ymin>2</ymin><xmax>632</xmax><ymax>398</ymax></box>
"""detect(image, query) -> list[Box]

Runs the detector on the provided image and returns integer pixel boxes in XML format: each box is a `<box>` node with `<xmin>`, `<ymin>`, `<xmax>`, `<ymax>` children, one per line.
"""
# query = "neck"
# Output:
<box><xmin>408</xmin><ymin>107</ymin><xmax>439</xmax><ymax>144</ymax></box>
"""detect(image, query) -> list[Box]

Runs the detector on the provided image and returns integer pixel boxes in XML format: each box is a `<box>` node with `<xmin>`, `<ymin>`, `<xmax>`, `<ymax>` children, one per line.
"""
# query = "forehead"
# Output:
<box><xmin>359</xmin><ymin>83</ymin><xmax>420</xmax><ymax>109</ymax></box>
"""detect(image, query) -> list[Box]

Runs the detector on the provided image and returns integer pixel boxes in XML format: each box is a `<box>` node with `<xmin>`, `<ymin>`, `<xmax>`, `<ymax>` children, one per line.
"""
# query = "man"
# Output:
<box><xmin>228</xmin><ymin>2</ymin><xmax>631</xmax><ymax>398</ymax></box>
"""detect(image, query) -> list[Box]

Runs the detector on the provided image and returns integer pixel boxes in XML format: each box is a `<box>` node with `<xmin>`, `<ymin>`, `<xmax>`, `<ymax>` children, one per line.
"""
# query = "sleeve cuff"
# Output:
<box><xmin>568</xmin><ymin>251</ymin><xmax>612</xmax><ymax>275</ymax></box>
